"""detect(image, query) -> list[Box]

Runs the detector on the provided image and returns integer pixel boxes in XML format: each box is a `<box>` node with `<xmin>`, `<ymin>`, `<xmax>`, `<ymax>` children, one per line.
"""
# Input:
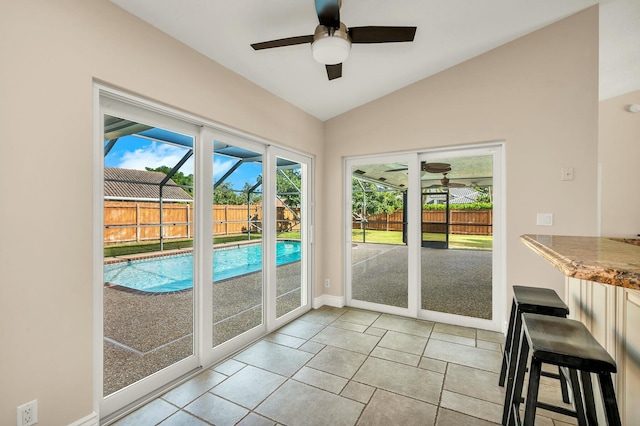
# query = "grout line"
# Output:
<box><xmin>119</xmin><ymin>307</ymin><xmax>512</xmax><ymax>425</ymax></box>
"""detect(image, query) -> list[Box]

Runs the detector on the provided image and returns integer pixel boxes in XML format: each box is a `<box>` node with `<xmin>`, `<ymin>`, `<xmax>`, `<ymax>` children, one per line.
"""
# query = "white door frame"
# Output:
<box><xmin>94</xmin><ymin>85</ymin><xmax>314</xmax><ymax>420</ymax></box>
<box><xmin>417</xmin><ymin>143</ymin><xmax>505</xmax><ymax>332</ymax></box>
<box><xmin>344</xmin><ymin>153</ymin><xmax>418</xmax><ymax>317</ymax></box>
<box><xmin>269</xmin><ymin>147</ymin><xmax>314</xmax><ymax>330</ymax></box>
<box><xmin>343</xmin><ymin>143</ymin><xmax>505</xmax><ymax>332</ymax></box>
<box><xmin>95</xmin><ymin>92</ymin><xmax>202</xmax><ymax>419</ymax></box>
<box><xmin>201</xmin><ymin>128</ymin><xmax>268</xmax><ymax>367</ymax></box>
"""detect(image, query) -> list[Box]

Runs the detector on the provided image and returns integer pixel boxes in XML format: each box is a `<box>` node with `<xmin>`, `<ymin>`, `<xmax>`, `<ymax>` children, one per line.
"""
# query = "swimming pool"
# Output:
<box><xmin>104</xmin><ymin>241</ymin><xmax>301</xmax><ymax>293</ymax></box>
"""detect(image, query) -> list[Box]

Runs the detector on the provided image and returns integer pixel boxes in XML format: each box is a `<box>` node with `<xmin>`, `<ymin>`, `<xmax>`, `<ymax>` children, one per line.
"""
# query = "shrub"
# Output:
<box><xmin>422</xmin><ymin>202</ymin><xmax>492</xmax><ymax>211</ymax></box>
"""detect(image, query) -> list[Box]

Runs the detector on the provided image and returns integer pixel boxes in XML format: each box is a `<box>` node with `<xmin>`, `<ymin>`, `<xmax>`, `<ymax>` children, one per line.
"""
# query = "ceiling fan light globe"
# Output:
<box><xmin>312</xmin><ymin>36</ymin><xmax>351</xmax><ymax>65</ymax></box>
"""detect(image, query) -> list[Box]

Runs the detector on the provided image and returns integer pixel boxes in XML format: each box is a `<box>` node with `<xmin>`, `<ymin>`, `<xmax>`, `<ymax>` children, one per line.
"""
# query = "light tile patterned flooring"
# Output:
<box><xmin>113</xmin><ymin>306</ymin><xmax>578</xmax><ymax>425</ymax></box>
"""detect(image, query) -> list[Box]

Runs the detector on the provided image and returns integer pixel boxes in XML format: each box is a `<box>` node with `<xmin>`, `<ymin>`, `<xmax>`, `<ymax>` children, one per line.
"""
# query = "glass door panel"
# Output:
<box><xmin>420</xmin><ymin>155</ymin><xmax>494</xmax><ymax>320</ymax></box>
<box><xmin>422</xmin><ymin>191</ymin><xmax>449</xmax><ymax>249</ymax></box>
<box><xmin>212</xmin><ymin>142</ymin><xmax>264</xmax><ymax>347</ymax></box>
<box><xmin>275</xmin><ymin>158</ymin><xmax>306</xmax><ymax>318</ymax></box>
<box><xmin>350</xmin><ymin>161</ymin><xmax>409</xmax><ymax>309</ymax></box>
<box><xmin>102</xmin><ymin>114</ymin><xmax>196</xmax><ymax>397</ymax></box>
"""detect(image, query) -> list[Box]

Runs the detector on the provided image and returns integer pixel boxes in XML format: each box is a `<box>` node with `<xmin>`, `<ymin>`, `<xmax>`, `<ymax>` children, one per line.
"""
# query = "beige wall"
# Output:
<box><xmin>599</xmin><ymin>89</ymin><xmax>640</xmax><ymax>237</ymax></box>
<box><xmin>323</xmin><ymin>8</ymin><xmax>599</xmax><ymax>310</ymax></box>
<box><xmin>0</xmin><ymin>0</ymin><xmax>323</xmax><ymax>424</ymax></box>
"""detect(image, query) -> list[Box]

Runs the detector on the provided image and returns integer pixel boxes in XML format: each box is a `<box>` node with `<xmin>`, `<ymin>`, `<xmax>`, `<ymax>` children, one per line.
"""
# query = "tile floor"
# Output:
<box><xmin>113</xmin><ymin>306</ymin><xmax>578</xmax><ymax>425</ymax></box>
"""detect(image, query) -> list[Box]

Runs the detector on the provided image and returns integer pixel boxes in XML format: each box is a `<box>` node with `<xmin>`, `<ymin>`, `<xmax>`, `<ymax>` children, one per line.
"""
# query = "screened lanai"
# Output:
<box><xmin>103</xmin><ymin>115</ymin><xmax>303</xmax><ymax>254</ymax></box>
<box><xmin>351</xmin><ymin>157</ymin><xmax>493</xmax><ymax>247</ymax></box>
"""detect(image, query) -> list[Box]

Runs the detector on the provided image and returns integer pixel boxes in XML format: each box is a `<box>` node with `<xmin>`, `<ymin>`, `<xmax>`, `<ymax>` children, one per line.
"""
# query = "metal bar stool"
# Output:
<box><xmin>499</xmin><ymin>286</ymin><xmax>571</xmax><ymax>424</ymax></box>
<box><xmin>505</xmin><ymin>313</ymin><xmax>621</xmax><ymax>426</ymax></box>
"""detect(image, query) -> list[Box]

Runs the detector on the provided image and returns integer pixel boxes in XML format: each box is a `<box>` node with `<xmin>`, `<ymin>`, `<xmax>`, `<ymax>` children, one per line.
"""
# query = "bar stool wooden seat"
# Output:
<box><xmin>505</xmin><ymin>313</ymin><xmax>621</xmax><ymax>426</ymax></box>
<box><xmin>499</xmin><ymin>286</ymin><xmax>571</xmax><ymax>424</ymax></box>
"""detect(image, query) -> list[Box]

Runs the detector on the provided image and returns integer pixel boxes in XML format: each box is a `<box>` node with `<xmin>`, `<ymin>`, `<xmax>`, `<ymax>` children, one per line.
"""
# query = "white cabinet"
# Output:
<box><xmin>617</xmin><ymin>287</ymin><xmax>640</xmax><ymax>425</ymax></box>
<box><xmin>566</xmin><ymin>277</ymin><xmax>640</xmax><ymax>425</ymax></box>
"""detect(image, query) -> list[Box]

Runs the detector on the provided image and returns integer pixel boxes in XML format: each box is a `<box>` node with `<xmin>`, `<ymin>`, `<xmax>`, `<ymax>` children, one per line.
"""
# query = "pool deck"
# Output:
<box><xmin>104</xmin><ymin>247</ymin><xmax>193</xmax><ymax>265</ymax></box>
<box><xmin>351</xmin><ymin>243</ymin><xmax>492</xmax><ymax>318</ymax></box>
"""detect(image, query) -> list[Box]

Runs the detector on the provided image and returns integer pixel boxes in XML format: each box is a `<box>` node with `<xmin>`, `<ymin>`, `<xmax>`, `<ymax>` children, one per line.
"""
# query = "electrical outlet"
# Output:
<box><xmin>17</xmin><ymin>400</ymin><xmax>37</xmax><ymax>426</ymax></box>
<box><xmin>324</xmin><ymin>279</ymin><xmax>330</xmax><ymax>288</ymax></box>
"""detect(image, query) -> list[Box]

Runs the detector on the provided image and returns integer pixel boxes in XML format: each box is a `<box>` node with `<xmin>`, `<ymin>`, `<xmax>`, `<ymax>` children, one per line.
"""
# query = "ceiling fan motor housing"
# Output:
<box><xmin>312</xmin><ymin>23</ymin><xmax>351</xmax><ymax>64</ymax></box>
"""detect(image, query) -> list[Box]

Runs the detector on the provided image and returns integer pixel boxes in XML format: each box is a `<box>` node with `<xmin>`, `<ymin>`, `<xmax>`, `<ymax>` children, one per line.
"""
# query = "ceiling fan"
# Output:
<box><xmin>429</xmin><ymin>172</ymin><xmax>466</xmax><ymax>189</ymax></box>
<box><xmin>385</xmin><ymin>162</ymin><xmax>452</xmax><ymax>174</ymax></box>
<box><xmin>251</xmin><ymin>0</ymin><xmax>417</xmax><ymax>80</ymax></box>
<box><xmin>423</xmin><ymin>163</ymin><xmax>465</xmax><ymax>189</ymax></box>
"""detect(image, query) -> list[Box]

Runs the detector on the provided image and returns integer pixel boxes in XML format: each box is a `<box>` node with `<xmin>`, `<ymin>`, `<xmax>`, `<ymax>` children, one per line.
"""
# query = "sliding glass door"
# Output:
<box><xmin>96</xmin><ymin>90</ymin><xmax>313</xmax><ymax>419</ymax></box>
<box><xmin>210</xmin><ymin>138</ymin><xmax>265</xmax><ymax>349</ymax></box>
<box><xmin>273</xmin><ymin>149</ymin><xmax>310</xmax><ymax>322</ymax></box>
<box><xmin>100</xmin><ymin>98</ymin><xmax>200</xmax><ymax>416</ymax></box>
<box><xmin>345</xmin><ymin>146</ymin><xmax>503</xmax><ymax>330</ymax></box>
<box><xmin>419</xmin><ymin>150</ymin><xmax>499</xmax><ymax>328</ymax></box>
<box><xmin>346</xmin><ymin>155</ymin><xmax>416</xmax><ymax>316</ymax></box>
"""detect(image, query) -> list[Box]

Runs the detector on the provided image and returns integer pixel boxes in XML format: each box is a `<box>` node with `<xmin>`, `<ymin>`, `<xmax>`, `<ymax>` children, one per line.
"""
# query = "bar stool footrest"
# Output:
<box><xmin>536</xmin><ymin>401</ymin><xmax>578</xmax><ymax>419</ymax></box>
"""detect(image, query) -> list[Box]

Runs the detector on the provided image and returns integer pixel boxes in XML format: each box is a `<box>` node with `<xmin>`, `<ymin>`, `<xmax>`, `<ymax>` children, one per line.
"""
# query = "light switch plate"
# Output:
<box><xmin>537</xmin><ymin>213</ymin><xmax>553</xmax><ymax>226</ymax></box>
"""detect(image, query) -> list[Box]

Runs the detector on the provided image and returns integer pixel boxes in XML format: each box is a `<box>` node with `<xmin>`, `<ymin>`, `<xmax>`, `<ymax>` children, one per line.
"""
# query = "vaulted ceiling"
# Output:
<box><xmin>111</xmin><ymin>0</ymin><xmax>639</xmax><ymax>121</ymax></box>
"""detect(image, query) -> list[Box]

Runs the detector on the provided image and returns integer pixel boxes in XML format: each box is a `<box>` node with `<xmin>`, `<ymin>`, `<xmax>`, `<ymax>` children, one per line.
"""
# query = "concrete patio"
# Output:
<box><xmin>352</xmin><ymin>243</ymin><xmax>492</xmax><ymax>319</ymax></box>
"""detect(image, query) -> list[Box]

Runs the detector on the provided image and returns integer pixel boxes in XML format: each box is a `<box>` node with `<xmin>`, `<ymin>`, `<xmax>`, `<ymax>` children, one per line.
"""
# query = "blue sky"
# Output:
<box><xmin>105</xmin><ymin>135</ymin><xmax>262</xmax><ymax>190</ymax></box>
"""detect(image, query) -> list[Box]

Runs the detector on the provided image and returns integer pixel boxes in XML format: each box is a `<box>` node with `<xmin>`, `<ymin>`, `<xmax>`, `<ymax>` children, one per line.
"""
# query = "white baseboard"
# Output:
<box><xmin>69</xmin><ymin>412</ymin><xmax>99</xmax><ymax>426</ymax></box>
<box><xmin>313</xmin><ymin>294</ymin><xmax>345</xmax><ymax>309</ymax></box>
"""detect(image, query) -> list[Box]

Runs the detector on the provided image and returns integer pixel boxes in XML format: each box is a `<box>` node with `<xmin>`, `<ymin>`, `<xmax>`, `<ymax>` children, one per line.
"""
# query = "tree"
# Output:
<box><xmin>213</xmin><ymin>181</ymin><xmax>245</xmax><ymax>205</ymax></box>
<box><xmin>352</xmin><ymin>178</ymin><xmax>404</xmax><ymax>217</ymax></box>
<box><xmin>277</xmin><ymin>169</ymin><xmax>302</xmax><ymax>208</ymax></box>
<box><xmin>146</xmin><ymin>166</ymin><xmax>193</xmax><ymax>196</ymax></box>
<box><xmin>241</xmin><ymin>181</ymin><xmax>263</xmax><ymax>204</ymax></box>
<box><xmin>473</xmin><ymin>186</ymin><xmax>493</xmax><ymax>203</ymax></box>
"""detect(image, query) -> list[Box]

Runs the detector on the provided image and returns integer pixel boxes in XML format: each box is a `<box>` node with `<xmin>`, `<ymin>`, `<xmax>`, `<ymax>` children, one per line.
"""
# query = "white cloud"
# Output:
<box><xmin>213</xmin><ymin>156</ymin><xmax>236</xmax><ymax>181</ymax></box>
<box><xmin>117</xmin><ymin>143</ymin><xmax>194</xmax><ymax>175</ymax></box>
<box><xmin>113</xmin><ymin>143</ymin><xmax>249</xmax><ymax>185</ymax></box>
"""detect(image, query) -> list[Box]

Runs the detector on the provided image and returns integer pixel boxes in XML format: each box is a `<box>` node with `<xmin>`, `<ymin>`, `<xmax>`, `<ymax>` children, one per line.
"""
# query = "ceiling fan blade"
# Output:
<box><xmin>251</xmin><ymin>35</ymin><xmax>314</xmax><ymax>50</ymax></box>
<box><xmin>326</xmin><ymin>63</ymin><xmax>342</xmax><ymax>80</ymax></box>
<box><xmin>422</xmin><ymin>162</ymin><xmax>451</xmax><ymax>173</ymax></box>
<box><xmin>349</xmin><ymin>26</ymin><xmax>417</xmax><ymax>43</ymax></box>
<box><xmin>315</xmin><ymin>0</ymin><xmax>341</xmax><ymax>28</ymax></box>
<box><xmin>385</xmin><ymin>167</ymin><xmax>408</xmax><ymax>172</ymax></box>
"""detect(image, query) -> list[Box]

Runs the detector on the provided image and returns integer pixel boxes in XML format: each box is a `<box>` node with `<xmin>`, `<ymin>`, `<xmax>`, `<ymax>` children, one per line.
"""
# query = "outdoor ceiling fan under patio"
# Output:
<box><xmin>385</xmin><ymin>162</ymin><xmax>455</xmax><ymax>175</ymax></box>
<box><xmin>385</xmin><ymin>162</ymin><xmax>467</xmax><ymax>189</ymax></box>
<box><xmin>426</xmin><ymin>172</ymin><xmax>466</xmax><ymax>189</ymax></box>
<box><xmin>250</xmin><ymin>0</ymin><xmax>417</xmax><ymax>80</ymax></box>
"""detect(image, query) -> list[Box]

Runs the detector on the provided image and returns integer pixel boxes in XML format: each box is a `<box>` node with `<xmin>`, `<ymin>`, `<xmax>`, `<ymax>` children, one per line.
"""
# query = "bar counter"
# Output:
<box><xmin>520</xmin><ymin>234</ymin><xmax>640</xmax><ymax>290</ymax></box>
<box><xmin>520</xmin><ymin>234</ymin><xmax>640</xmax><ymax>425</ymax></box>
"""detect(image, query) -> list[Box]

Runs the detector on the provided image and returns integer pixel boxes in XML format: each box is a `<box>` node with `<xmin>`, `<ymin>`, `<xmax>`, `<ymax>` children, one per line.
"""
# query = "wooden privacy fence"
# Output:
<box><xmin>214</xmin><ymin>204</ymin><xmax>262</xmax><ymax>236</ymax></box>
<box><xmin>104</xmin><ymin>201</ymin><xmax>300</xmax><ymax>245</ymax></box>
<box><xmin>104</xmin><ymin>201</ymin><xmax>192</xmax><ymax>245</ymax></box>
<box><xmin>353</xmin><ymin>209</ymin><xmax>493</xmax><ymax>235</ymax></box>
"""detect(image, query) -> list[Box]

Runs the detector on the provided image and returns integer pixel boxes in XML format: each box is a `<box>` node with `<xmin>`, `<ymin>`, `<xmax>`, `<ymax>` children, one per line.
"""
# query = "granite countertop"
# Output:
<box><xmin>521</xmin><ymin>234</ymin><xmax>640</xmax><ymax>290</ymax></box>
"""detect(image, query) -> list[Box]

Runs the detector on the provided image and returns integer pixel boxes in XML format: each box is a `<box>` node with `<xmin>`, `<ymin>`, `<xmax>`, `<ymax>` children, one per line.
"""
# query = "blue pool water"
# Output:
<box><xmin>104</xmin><ymin>241</ymin><xmax>301</xmax><ymax>293</ymax></box>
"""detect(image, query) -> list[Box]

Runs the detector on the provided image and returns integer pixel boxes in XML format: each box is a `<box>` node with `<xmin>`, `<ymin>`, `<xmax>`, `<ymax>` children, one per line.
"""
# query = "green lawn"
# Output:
<box><xmin>104</xmin><ymin>232</ymin><xmax>301</xmax><ymax>258</ymax></box>
<box><xmin>104</xmin><ymin>230</ymin><xmax>488</xmax><ymax>257</ymax></box>
<box><xmin>352</xmin><ymin>230</ymin><xmax>492</xmax><ymax>250</ymax></box>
